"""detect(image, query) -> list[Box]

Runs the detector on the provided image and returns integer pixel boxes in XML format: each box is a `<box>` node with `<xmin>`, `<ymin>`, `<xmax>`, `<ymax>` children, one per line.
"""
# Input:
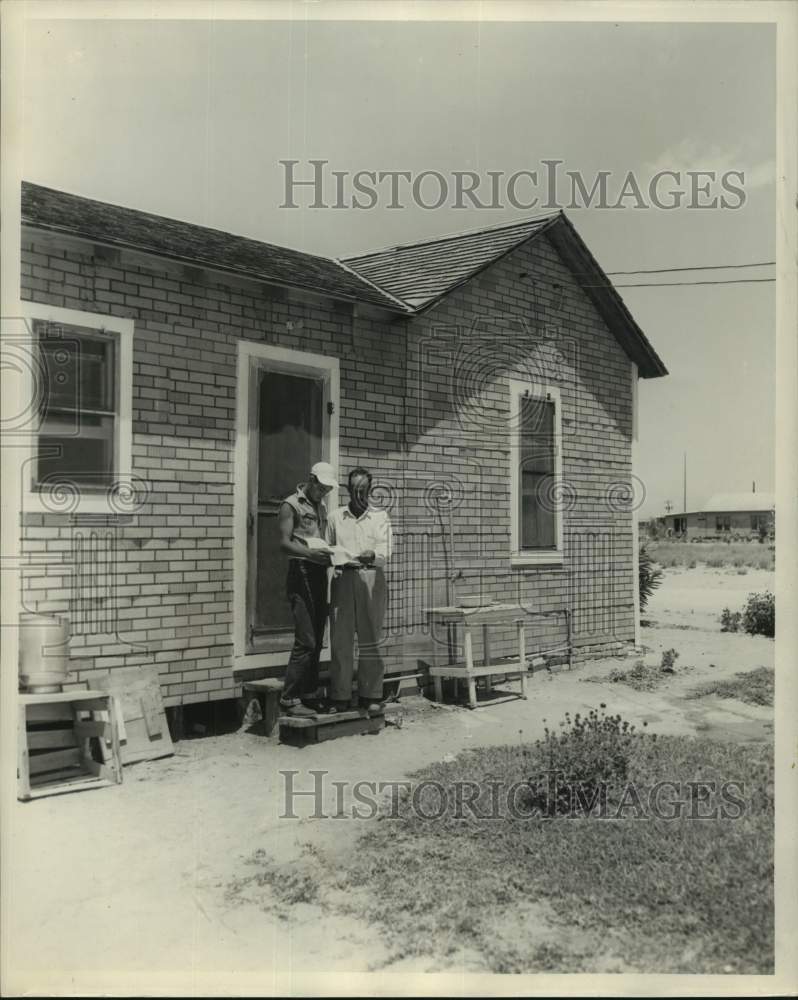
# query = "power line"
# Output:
<box><xmin>613</xmin><ymin>277</ymin><xmax>775</xmax><ymax>288</ymax></box>
<box><xmin>606</xmin><ymin>260</ymin><xmax>775</xmax><ymax>276</ymax></box>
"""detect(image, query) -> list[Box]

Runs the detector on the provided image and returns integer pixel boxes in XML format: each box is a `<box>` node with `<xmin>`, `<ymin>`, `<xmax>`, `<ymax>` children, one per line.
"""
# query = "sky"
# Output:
<box><xmin>19</xmin><ymin>14</ymin><xmax>776</xmax><ymax>518</ymax></box>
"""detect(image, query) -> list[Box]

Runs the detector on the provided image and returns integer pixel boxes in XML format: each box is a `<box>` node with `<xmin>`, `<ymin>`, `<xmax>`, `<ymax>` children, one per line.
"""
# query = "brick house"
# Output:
<box><xmin>663</xmin><ymin>492</ymin><xmax>775</xmax><ymax>540</ymax></box>
<box><xmin>18</xmin><ymin>182</ymin><xmax>667</xmax><ymax>709</ymax></box>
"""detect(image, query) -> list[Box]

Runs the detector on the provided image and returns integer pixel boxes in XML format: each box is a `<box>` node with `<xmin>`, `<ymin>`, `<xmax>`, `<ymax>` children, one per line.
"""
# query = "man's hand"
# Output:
<box><xmin>308</xmin><ymin>548</ymin><xmax>332</xmax><ymax>565</ymax></box>
<box><xmin>357</xmin><ymin>549</ymin><xmax>376</xmax><ymax>566</ymax></box>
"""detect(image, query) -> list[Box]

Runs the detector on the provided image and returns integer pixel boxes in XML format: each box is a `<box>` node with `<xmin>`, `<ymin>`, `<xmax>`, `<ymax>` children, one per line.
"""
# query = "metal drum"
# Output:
<box><xmin>18</xmin><ymin>613</ymin><xmax>70</xmax><ymax>693</ymax></box>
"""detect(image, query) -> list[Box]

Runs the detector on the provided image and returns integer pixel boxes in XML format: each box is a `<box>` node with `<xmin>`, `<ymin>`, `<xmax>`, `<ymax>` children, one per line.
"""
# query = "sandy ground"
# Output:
<box><xmin>4</xmin><ymin>567</ymin><xmax>774</xmax><ymax>994</ymax></box>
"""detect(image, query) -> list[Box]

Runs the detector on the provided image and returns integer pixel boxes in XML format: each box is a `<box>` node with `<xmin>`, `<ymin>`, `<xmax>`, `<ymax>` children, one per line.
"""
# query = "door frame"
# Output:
<box><xmin>233</xmin><ymin>340</ymin><xmax>340</xmax><ymax>672</ymax></box>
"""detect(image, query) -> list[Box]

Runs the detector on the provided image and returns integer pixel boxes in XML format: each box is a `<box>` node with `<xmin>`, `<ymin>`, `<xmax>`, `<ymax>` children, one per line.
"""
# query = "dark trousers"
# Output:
<box><xmin>281</xmin><ymin>560</ymin><xmax>329</xmax><ymax>705</ymax></box>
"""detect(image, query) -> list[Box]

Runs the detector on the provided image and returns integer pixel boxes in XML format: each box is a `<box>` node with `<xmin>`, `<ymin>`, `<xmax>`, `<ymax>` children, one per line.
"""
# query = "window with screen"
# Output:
<box><xmin>519</xmin><ymin>394</ymin><xmax>557</xmax><ymax>549</ymax></box>
<box><xmin>35</xmin><ymin>321</ymin><xmax>118</xmax><ymax>491</ymax></box>
<box><xmin>510</xmin><ymin>381</ymin><xmax>563</xmax><ymax>565</ymax></box>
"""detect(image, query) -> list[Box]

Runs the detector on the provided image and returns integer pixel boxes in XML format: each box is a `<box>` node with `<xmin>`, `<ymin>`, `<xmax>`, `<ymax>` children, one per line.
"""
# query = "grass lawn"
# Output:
<box><xmin>687</xmin><ymin>666</ymin><xmax>775</xmax><ymax>707</ymax></box>
<box><xmin>646</xmin><ymin>540</ymin><xmax>774</xmax><ymax>571</ymax></box>
<box><xmin>235</xmin><ymin>728</ymin><xmax>774</xmax><ymax>974</ymax></box>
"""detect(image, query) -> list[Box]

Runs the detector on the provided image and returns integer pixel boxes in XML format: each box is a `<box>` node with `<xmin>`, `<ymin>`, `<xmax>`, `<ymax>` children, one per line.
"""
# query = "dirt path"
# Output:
<box><xmin>5</xmin><ymin>568</ymin><xmax>774</xmax><ymax>992</ymax></box>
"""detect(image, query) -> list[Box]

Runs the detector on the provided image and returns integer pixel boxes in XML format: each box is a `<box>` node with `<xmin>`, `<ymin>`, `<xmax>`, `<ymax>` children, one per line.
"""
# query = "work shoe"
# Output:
<box><xmin>326</xmin><ymin>700</ymin><xmax>351</xmax><ymax>715</ymax></box>
<box><xmin>281</xmin><ymin>702</ymin><xmax>317</xmax><ymax>718</ymax></box>
<box><xmin>359</xmin><ymin>699</ymin><xmax>383</xmax><ymax>717</ymax></box>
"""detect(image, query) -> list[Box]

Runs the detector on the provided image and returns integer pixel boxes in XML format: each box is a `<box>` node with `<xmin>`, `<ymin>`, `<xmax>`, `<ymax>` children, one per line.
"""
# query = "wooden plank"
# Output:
<box><xmin>26</xmin><ymin>776</ymin><xmax>115</xmax><ymax>800</ymax></box>
<box><xmin>17</xmin><ymin>704</ymin><xmax>30</xmax><ymax>800</ymax></box>
<box><xmin>243</xmin><ymin>679</ymin><xmax>285</xmax><ymax>694</ymax></box>
<box><xmin>279</xmin><ymin>708</ymin><xmax>384</xmax><ymax>729</ymax></box>
<box><xmin>28</xmin><ymin>747</ymin><xmax>83</xmax><ymax>776</ymax></box>
<box><xmin>30</xmin><ymin>765</ymin><xmax>84</xmax><ymax>786</ymax></box>
<box><xmin>94</xmin><ymin>666</ymin><xmax>173</xmax><ymax>766</ymax></box>
<box><xmin>20</xmin><ymin>691</ymin><xmax>111</xmax><ymax>706</ymax></box>
<box><xmin>141</xmin><ymin>690</ymin><xmax>162</xmax><ymax>737</ymax></box>
<box><xmin>27</xmin><ymin>729</ymin><xmax>79</xmax><ymax>751</ymax></box>
<box><xmin>25</xmin><ymin>702</ymin><xmax>75</xmax><ymax>723</ymax></box>
<box><xmin>113</xmin><ymin>697</ymin><xmax>128</xmax><ymax>745</ymax></box>
<box><xmin>73</xmin><ymin>720</ymin><xmax>109</xmax><ymax>740</ymax></box>
<box><xmin>428</xmin><ymin>663</ymin><xmax>524</xmax><ymax>678</ymax></box>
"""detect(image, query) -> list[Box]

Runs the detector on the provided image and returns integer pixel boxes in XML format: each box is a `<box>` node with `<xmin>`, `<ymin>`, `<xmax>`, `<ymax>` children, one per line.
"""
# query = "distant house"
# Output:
<box><xmin>18</xmin><ymin>181</ymin><xmax>666</xmax><ymax>709</ymax></box>
<box><xmin>663</xmin><ymin>492</ymin><xmax>775</xmax><ymax>540</ymax></box>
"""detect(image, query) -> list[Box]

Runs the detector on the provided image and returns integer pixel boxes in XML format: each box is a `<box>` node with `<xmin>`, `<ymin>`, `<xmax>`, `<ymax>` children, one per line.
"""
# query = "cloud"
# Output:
<box><xmin>645</xmin><ymin>139</ymin><xmax>774</xmax><ymax>190</ymax></box>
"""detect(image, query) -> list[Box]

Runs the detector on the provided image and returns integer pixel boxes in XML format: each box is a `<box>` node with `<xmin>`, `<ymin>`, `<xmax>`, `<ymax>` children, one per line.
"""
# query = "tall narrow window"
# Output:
<box><xmin>519</xmin><ymin>394</ymin><xmax>557</xmax><ymax>549</ymax></box>
<box><xmin>510</xmin><ymin>381</ymin><xmax>563</xmax><ymax>566</ymax></box>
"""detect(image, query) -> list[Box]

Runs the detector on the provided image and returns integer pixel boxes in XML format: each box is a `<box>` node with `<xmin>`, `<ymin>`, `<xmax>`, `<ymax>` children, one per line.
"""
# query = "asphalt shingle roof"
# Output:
<box><xmin>21</xmin><ymin>182</ymin><xmax>406</xmax><ymax>312</ymax></box>
<box><xmin>341</xmin><ymin>215</ymin><xmax>558</xmax><ymax>309</ymax></box>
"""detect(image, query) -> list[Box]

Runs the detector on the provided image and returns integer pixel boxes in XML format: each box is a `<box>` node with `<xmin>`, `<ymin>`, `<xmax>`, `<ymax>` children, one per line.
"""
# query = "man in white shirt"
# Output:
<box><xmin>326</xmin><ymin>467</ymin><xmax>393</xmax><ymax>714</ymax></box>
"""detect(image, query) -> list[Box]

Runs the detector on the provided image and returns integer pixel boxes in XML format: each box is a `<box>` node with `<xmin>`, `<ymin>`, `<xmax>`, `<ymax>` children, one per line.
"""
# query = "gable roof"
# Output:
<box><xmin>21</xmin><ymin>182</ymin><xmax>406</xmax><ymax>312</ymax></box>
<box><xmin>343</xmin><ymin>212</ymin><xmax>667</xmax><ymax>378</ymax></box>
<box><xmin>342</xmin><ymin>215</ymin><xmax>558</xmax><ymax>309</ymax></box>
<box><xmin>702</xmin><ymin>492</ymin><xmax>775</xmax><ymax>513</ymax></box>
<box><xmin>21</xmin><ymin>182</ymin><xmax>666</xmax><ymax>377</ymax></box>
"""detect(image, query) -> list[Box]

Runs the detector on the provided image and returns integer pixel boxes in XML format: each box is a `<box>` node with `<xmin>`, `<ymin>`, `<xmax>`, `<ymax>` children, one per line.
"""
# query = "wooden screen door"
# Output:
<box><xmin>246</xmin><ymin>362</ymin><xmax>330</xmax><ymax>652</ymax></box>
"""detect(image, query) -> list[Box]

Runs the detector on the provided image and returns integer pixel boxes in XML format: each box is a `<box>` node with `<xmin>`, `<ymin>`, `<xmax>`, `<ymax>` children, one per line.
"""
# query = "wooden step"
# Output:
<box><xmin>278</xmin><ymin>708</ymin><xmax>385</xmax><ymax>746</ymax></box>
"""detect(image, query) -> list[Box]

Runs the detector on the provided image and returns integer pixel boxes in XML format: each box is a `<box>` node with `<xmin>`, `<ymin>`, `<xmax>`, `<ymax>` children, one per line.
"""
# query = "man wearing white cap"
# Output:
<box><xmin>277</xmin><ymin>462</ymin><xmax>338</xmax><ymax>717</ymax></box>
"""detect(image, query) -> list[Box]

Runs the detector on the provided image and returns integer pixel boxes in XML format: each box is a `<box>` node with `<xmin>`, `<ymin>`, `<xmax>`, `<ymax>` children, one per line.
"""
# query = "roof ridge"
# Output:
<box><xmin>342</xmin><ymin>210</ymin><xmax>562</xmax><ymax>261</ymax></box>
<box><xmin>334</xmin><ymin>257</ymin><xmax>411</xmax><ymax>312</ymax></box>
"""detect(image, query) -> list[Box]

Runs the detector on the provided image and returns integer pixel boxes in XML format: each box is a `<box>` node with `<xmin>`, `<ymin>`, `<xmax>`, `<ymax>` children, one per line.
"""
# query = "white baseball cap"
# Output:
<box><xmin>310</xmin><ymin>461</ymin><xmax>338</xmax><ymax>488</ymax></box>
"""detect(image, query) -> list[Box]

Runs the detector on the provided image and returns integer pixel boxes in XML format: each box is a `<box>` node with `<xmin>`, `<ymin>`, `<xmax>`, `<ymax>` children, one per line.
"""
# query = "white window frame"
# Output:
<box><xmin>509</xmin><ymin>379</ymin><xmax>564</xmax><ymax>567</ymax></box>
<box><xmin>232</xmin><ymin>340</ymin><xmax>340</xmax><ymax>672</ymax></box>
<box><xmin>19</xmin><ymin>302</ymin><xmax>134</xmax><ymax>515</ymax></box>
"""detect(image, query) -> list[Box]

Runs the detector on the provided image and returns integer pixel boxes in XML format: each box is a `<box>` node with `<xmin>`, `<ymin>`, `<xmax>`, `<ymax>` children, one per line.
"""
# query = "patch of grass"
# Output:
<box><xmin>595</xmin><ymin>649</ymin><xmax>686</xmax><ymax>691</ymax></box>
<box><xmin>231</xmin><ymin>732</ymin><xmax>773</xmax><ymax>974</ymax></box>
<box><xmin>648</xmin><ymin>541</ymin><xmax>774</xmax><ymax>571</ymax></box>
<box><xmin>687</xmin><ymin>666</ymin><xmax>774</xmax><ymax>707</ymax></box>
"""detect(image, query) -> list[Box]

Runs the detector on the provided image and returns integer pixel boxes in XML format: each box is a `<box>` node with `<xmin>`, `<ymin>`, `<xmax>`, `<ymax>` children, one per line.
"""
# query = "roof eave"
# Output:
<box><xmin>546</xmin><ymin>214</ymin><xmax>668</xmax><ymax>379</ymax></box>
<box><xmin>22</xmin><ymin>216</ymin><xmax>406</xmax><ymax>314</ymax></box>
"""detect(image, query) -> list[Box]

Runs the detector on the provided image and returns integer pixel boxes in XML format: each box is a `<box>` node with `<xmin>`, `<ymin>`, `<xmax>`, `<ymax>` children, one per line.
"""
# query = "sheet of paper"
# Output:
<box><xmin>303</xmin><ymin>536</ymin><xmax>330</xmax><ymax>550</ymax></box>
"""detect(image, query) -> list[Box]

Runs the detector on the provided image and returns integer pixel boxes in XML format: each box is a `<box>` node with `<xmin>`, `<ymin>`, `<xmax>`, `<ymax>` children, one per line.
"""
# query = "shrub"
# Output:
<box><xmin>638</xmin><ymin>545</ymin><xmax>664</xmax><ymax>611</ymax></box>
<box><xmin>526</xmin><ymin>707</ymin><xmax>649</xmax><ymax>816</ymax></box>
<box><xmin>661</xmin><ymin>648</ymin><xmax>679</xmax><ymax>672</ymax></box>
<box><xmin>720</xmin><ymin>608</ymin><xmax>742</xmax><ymax>632</ymax></box>
<box><xmin>742</xmin><ymin>591</ymin><xmax>775</xmax><ymax>638</ymax></box>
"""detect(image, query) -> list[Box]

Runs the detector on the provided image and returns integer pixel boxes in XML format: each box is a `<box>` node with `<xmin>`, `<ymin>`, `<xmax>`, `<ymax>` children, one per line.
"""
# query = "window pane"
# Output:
<box><xmin>37</xmin><ymin>414</ymin><xmax>114</xmax><ymax>489</ymax></box>
<box><xmin>521</xmin><ymin>469</ymin><xmax>556</xmax><ymax>548</ymax></box>
<box><xmin>37</xmin><ymin>325</ymin><xmax>115</xmax><ymax>415</ymax></box>
<box><xmin>520</xmin><ymin>396</ymin><xmax>554</xmax><ymax>473</ymax></box>
<box><xmin>518</xmin><ymin>393</ymin><xmax>557</xmax><ymax>550</ymax></box>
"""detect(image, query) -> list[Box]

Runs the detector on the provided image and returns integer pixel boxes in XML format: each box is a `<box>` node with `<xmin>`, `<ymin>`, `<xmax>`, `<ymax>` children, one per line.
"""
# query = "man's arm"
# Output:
<box><xmin>278</xmin><ymin>503</ymin><xmax>331</xmax><ymax>564</ymax></box>
<box><xmin>358</xmin><ymin>512</ymin><xmax>392</xmax><ymax>570</ymax></box>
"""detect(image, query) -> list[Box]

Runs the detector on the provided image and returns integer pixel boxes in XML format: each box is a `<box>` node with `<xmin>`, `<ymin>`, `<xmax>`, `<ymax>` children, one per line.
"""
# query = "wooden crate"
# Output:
<box><xmin>18</xmin><ymin>691</ymin><xmax>123</xmax><ymax>801</ymax></box>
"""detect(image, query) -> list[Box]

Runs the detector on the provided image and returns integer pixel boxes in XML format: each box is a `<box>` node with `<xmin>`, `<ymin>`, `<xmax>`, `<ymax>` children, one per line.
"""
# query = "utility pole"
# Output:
<box><xmin>683</xmin><ymin>452</ymin><xmax>687</xmax><ymax>514</ymax></box>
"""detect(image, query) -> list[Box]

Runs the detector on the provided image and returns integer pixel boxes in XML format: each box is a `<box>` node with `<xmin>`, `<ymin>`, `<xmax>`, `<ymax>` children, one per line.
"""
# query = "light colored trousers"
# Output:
<box><xmin>329</xmin><ymin>566</ymin><xmax>387</xmax><ymax>702</ymax></box>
